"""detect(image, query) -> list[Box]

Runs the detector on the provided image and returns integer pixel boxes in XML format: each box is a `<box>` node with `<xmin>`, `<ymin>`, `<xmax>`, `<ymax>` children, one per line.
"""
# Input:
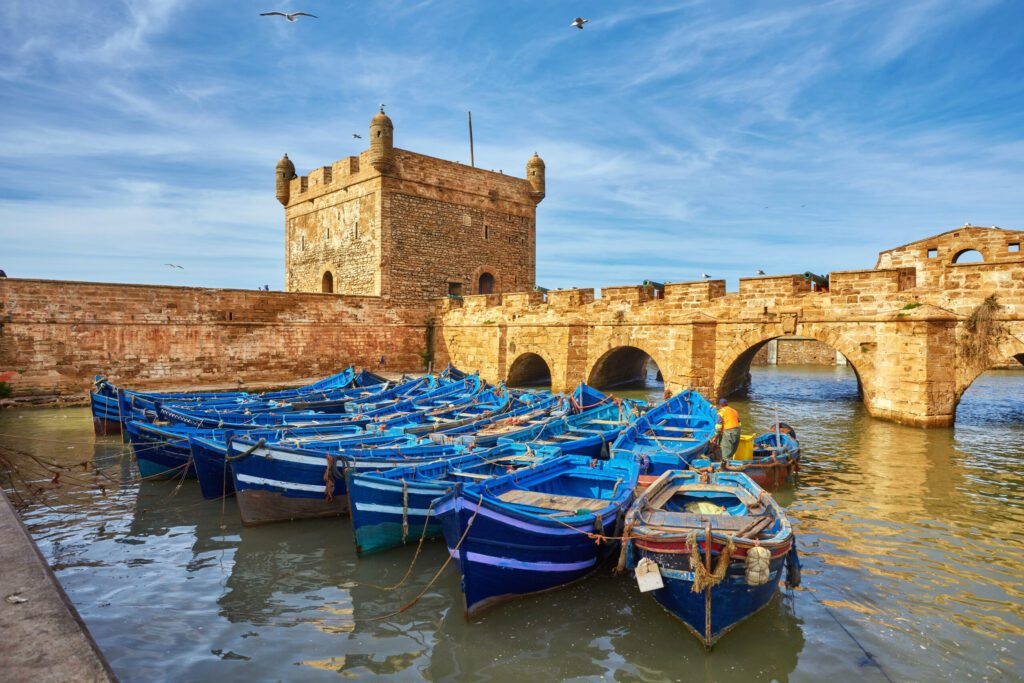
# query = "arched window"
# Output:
<box><xmin>478</xmin><ymin>272</ymin><xmax>495</xmax><ymax>294</ymax></box>
<box><xmin>322</xmin><ymin>271</ymin><xmax>334</xmax><ymax>293</ymax></box>
<box><xmin>952</xmin><ymin>249</ymin><xmax>984</xmax><ymax>264</ymax></box>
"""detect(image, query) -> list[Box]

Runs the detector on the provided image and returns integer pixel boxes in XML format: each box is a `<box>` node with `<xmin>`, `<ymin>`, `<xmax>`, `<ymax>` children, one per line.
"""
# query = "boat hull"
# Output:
<box><xmin>438</xmin><ymin>495</ymin><xmax>621</xmax><ymax>618</ymax></box>
<box><xmin>348</xmin><ymin>475</ymin><xmax>447</xmax><ymax>556</ymax></box>
<box><xmin>229</xmin><ymin>446</ymin><xmax>346</xmax><ymax>526</ymax></box>
<box><xmin>637</xmin><ymin>546</ymin><xmax>788</xmax><ymax>646</ymax></box>
<box><xmin>126</xmin><ymin>422</ymin><xmax>196</xmax><ymax>479</ymax></box>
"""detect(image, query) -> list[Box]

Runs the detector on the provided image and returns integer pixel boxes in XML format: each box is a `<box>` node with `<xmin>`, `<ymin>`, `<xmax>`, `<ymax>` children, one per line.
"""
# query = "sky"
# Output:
<box><xmin>0</xmin><ymin>0</ymin><xmax>1022</xmax><ymax>292</ymax></box>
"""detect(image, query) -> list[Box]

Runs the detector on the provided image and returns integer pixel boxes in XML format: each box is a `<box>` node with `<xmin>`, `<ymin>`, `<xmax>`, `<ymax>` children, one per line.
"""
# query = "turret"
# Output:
<box><xmin>369</xmin><ymin>106</ymin><xmax>394</xmax><ymax>173</ymax></box>
<box><xmin>527</xmin><ymin>152</ymin><xmax>545</xmax><ymax>203</ymax></box>
<box><xmin>275</xmin><ymin>153</ymin><xmax>296</xmax><ymax>206</ymax></box>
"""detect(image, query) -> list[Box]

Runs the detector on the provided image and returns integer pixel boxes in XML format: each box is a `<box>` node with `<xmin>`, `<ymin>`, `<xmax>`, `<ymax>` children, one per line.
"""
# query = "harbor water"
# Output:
<box><xmin>1</xmin><ymin>365</ymin><xmax>1021</xmax><ymax>681</ymax></box>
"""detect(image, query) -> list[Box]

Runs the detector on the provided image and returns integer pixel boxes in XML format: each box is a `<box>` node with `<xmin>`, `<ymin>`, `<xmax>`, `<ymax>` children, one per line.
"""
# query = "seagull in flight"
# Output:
<box><xmin>164</xmin><ymin>264</ymin><xmax>184</xmax><ymax>269</ymax></box>
<box><xmin>570</xmin><ymin>17</ymin><xmax>590</xmax><ymax>30</ymax></box>
<box><xmin>260</xmin><ymin>11</ymin><xmax>318</xmax><ymax>22</ymax></box>
<box><xmin>352</xmin><ymin>133</ymin><xmax>362</xmax><ymax>139</ymax></box>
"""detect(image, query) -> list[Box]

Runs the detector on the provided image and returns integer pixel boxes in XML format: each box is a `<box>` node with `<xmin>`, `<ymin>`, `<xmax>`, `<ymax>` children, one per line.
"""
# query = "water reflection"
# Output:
<box><xmin>0</xmin><ymin>367</ymin><xmax>1022</xmax><ymax>681</ymax></box>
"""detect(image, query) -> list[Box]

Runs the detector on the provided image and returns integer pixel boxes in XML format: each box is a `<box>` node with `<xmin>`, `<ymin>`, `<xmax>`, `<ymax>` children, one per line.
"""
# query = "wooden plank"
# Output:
<box><xmin>649</xmin><ymin>435</ymin><xmax>699</xmax><ymax>442</ymax></box>
<box><xmin>644</xmin><ymin>511</ymin><xmax>762</xmax><ymax>531</ymax></box>
<box><xmin>589</xmin><ymin>419</ymin><xmax>626</xmax><ymax>425</ymax></box>
<box><xmin>498</xmin><ymin>489</ymin><xmax>607</xmax><ymax>512</ymax></box>
<box><xmin>450</xmin><ymin>471</ymin><xmax>490</xmax><ymax>479</ymax></box>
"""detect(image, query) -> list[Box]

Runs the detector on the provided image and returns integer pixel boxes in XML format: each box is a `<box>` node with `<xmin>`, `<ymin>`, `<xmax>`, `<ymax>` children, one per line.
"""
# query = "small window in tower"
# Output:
<box><xmin>327</xmin><ymin>228</ymin><xmax>331</xmax><ymax>240</ymax></box>
<box><xmin>301</xmin><ymin>236</ymin><xmax>305</xmax><ymax>251</ymax></box>
<box><xmin>484</xmin><ymin>225</ymin><xmax>489</xmax><ymax>240</ymax></box>
<box><xmin>1010</xmin><ymin>243</ymin><xmax>1020</xmax><ymax>253</ymax></box>
<box><xmin>448</xmin><ymin>282</ymin><xmax>463</xmax><ymax>298</ymax></box>
<box><xmin>322</xmin><ymin>271</ymin><xmax>334</xmax><ymax>294</ymax></box>
<box><xmin>927</xmin><ymin>248</ymin><xmax>937</xmax><ymax>258</ymax></box>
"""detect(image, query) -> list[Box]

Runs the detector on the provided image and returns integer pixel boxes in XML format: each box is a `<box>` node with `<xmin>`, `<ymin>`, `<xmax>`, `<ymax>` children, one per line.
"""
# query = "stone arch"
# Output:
<box><xmin>714</xmin><ymin>324</ymin><xmax>873</xmax><ymax>402</ymax></box>
<box><xmin>954</xmin><ymin>330</ymin><xmax>1024</xmax><ymax>403</ymax></box>
<box><xmin>507</xmin><ymin>352</ymin><xmax>553</xmax><ymax>387</ymax></box>
<box><xmin>952</xmin><ymin>249</ymin><xmax>984</xmax><ymax>264</ymax></box>
<box><xmin>587</xmin><ymin>344</ymin><xmax>666</xmax><ymax>390</ymax></box>
<box><xmin>321</xmin><ymin>270</ymin><xmax>334</xmax><ymax>293</ymax></box>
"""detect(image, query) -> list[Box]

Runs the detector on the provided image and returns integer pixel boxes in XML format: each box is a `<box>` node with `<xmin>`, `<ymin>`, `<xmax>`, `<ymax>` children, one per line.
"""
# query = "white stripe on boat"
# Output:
<box><xmin>235</xmin><ymin>474</ymin><xmax>325</xmax><ymax>493</ymax></box>
<box><xmin>353</xmin><ymin>502</ymin><xmax>433</xmax><ymax>516</ymax></box>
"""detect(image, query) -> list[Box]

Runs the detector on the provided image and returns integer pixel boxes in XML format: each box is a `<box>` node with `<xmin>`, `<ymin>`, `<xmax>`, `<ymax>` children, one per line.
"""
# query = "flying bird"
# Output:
<box><xmin>701</xmin><ymin>273</ymin><xmax>711</xmax><ymax>280</ymax></box>
<box><xmin>164</xmin><ymin>264</ymin><xmax>184</xmax><ymax>269</ymax></box>
<box><xmin>757</xmin><ymin>269</ymin><xmax>766</xmax><ymax>275</ymax></box>
<box><xmin>352</xmin><ymin>133</ymin><xmax>362</xmax><ymax>139</ymax></box>
<box><xmin>260</xmin><ymin>11</ymin><xmax>318</xmax><ymax>22</ymax></box>
<box><xmin>570</xmin><ymin>17</ymin><xmax>590</xmax><ymax>30</ymax></box>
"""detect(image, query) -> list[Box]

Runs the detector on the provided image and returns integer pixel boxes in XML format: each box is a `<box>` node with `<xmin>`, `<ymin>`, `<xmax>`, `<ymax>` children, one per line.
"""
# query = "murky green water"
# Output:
<box><xmin>1</xmin><ymin>366</ymin><xmax>1022</xmax><ymax>681</ymax></box>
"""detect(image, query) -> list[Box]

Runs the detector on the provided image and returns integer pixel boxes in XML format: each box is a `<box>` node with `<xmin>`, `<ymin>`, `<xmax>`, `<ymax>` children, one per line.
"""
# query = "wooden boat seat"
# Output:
<box><xmin>498</xmin><ymin>489</ymin><xmax>608</xmax><ymax>512</ymax></box>
<box><xmin>656</xmin><ymin>425</ymin><xmax>699</xmax><ymax>433</ymax></box>
<box><xmin>589</xmin><ymin>419</ymin><xmax>626</xmax><ymax>425</ymax></box>
<box><xmin>648</xmin><ymin>435</ymin><xmax>698</xmax><ymax>442</ymax></box>
<box><xmin>642</xmin><ymin>511</ymin><xmax>765</xmax><ymax>532</ymax></box>
<box><xmin>660</xmin><ymin>414</ymin><xmax>710</xmax><ymax>423</ymax></box>
<box><xmin>451</xmin><ymin>471</ymin><xmax>490</xmax><ymax>479</ymax></box>
<box><xmin>568</xmin><ymin>428</ymin><xmax>604</xmax><ymax>435</ymax></box>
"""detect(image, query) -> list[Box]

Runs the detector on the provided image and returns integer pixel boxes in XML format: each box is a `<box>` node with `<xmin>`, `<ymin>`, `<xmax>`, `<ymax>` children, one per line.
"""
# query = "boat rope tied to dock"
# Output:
<box><xmin>687</xmin><ymin>531</ymin><xmax>734</xmax><ymax>593</ymax></box>
<box><xmin>323</xmin><ymin>455</ymin><xmax>336</xmax><ymax>502</ymax></box>
<box><xmin>368</xmin><ymin>493</ymin><xmax>485</xmax><ymax>621</ymax></box>
<box><xmin>745</xmin><ymin>543</ymin><xmax>771</xmax><ymax>586</ymax></box>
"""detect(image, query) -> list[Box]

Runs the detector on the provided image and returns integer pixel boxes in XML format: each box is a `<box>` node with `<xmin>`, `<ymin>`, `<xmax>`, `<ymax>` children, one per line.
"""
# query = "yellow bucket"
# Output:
<box><xmin>734</xmin><ymin>434</ymin><xmax>755</xmax><ymax>460</ymax></box>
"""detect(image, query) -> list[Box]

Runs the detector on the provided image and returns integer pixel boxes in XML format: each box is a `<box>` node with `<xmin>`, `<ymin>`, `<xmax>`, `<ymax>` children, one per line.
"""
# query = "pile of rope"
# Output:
<box><xmin>687</xmin><ymin>531</ymin><xmax>735</xmax><ymax>593</ymax></box>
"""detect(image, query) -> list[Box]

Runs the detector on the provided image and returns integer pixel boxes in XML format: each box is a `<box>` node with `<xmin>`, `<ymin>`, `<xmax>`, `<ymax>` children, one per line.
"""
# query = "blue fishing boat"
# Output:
<box><xmin>347</xmin><ymin>443</ymin><xmax>561</xmax><ymax>556</ymax></box>
<box><xmin>611</xmin><ymin>390</ymin><xmax>717</xmax><ymax>480</ymax></box>
<box><xmin>719</xmin><ymin>426</ymin><xmax>800</xmax><ymax>490</ymax></box>
<box><xmin>435</xmin><ymin>455</ymin><xmax>638</xmax><ymax>618</ymax></box>
<box><xmin>622</xmin><ymin>468</ymin><xmax>799</xmax><ymax>648</ymax></box>
<box><xmin>225</xmin><ymin>437</ymin><xmax>469</xmax><ymax>525</ymax></box>
<box><xmin>497</xmin><ymin>385</ymin><xmax>640</xmax><ymax>458</ymax></box>
<box><xmin>188</xmin><ymin>428</ymin><xmax>414</xmax><ymax>500</ymax></box>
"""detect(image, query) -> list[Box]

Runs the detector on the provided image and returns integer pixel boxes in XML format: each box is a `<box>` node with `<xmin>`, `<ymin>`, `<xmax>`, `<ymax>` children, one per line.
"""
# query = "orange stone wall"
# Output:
<box><xmin>0</xmin><ymin>279</ymin><xmax>429</xmax><ymax>400</ymax></box>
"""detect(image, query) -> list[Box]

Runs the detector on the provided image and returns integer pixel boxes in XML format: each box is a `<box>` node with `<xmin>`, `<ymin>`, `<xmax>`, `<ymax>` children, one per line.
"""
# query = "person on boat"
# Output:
<box><xmin>716</xmin><ymin>398</ymin><xmax>741</xmax><ymax>459</ymax></box>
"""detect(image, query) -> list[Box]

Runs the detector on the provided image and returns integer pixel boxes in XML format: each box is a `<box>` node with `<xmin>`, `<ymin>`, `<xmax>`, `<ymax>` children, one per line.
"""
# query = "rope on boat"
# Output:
<box><xmin>323</xmin><ymin>455</ymin><xmax>336</xmax><ymax>502</ymax></box>
<box><xmin>367</xmin><ymin>493</ymin><xmax>485</xmax><ymax>621</ymax></box>
<box><xmin>223</xmin><ymin>439</ymin><xmax>267</xmax><ymax>462</ymax></box>
<box><xmin>401</xmin><ymin>479</ymin><xmax>409</xmax><ymax>544</ymax></box>
<box><xmin>687</xmin><ymin>531</ymin><xmax>735</xmax><ymax>593</ymax></box>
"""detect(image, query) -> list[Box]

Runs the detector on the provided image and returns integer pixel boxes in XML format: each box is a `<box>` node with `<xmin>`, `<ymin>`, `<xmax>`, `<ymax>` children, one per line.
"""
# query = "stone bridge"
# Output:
<box><xmin>435</xmin><ymin>226</ymin><xmax>1024</xmax><ymax>426</ymax></box>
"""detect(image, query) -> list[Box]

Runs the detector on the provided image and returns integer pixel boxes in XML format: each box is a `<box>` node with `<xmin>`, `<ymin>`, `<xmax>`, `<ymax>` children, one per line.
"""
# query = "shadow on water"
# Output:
<box><xmin>1</xmin><ymin>367</ymin><xmax>1023</xmax><ymax>681</ymax></box>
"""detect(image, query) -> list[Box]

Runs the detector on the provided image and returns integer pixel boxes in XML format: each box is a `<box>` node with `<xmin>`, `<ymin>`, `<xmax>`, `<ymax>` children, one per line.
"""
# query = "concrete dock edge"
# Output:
<box><xmin>0</xmin><ymin>488</ymin><xmax>118</xmax><ymax>682</ymax></box>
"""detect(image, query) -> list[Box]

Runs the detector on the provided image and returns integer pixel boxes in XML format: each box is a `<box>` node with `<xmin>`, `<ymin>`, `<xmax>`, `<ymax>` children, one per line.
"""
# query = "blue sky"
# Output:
<box><xmin>1</xmin><ymin>0</ymin><xmax>1022</xmax><ymax>291</ymax></box>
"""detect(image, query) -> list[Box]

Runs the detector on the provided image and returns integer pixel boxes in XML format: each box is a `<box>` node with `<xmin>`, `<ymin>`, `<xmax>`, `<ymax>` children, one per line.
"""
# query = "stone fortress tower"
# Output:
<box><xmin>277</xmin><ymin>108</ymin><xmax>544</xmax><ymax>304</ymax></box>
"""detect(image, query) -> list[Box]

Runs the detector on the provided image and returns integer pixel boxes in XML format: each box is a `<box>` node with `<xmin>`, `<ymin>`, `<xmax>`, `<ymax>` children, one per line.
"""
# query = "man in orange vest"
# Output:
<box><xmin>715</xmin><ymin>398</ymin><xmax>741</xmax><ymax>459</ymax></box>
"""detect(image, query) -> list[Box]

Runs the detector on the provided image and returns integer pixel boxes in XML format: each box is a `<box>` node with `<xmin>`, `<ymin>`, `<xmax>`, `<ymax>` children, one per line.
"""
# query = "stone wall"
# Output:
<box><xmin>0</xmin><ymin>279</ymin><xmax>429</xmax><ymax>400</ymax></box>
<box><xmin>436</xmin><ymin>228</ymin><xmax>1024</xmax><ymax>426</ymax></box>
<box><xmin>876</xmin><ymin>225</ymin><xmax>1022</xmax><ymax>289</ymax></box>
<box><xmin>751</xmin><ymin>337</ymin><xmax>843</xmax><ymax>365</ymax></box>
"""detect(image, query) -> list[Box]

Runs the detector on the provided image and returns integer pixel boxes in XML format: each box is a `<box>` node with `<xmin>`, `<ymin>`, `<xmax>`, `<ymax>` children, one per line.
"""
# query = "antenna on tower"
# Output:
<box><xmin>468</xmin><ymin>111</ymin><xmax>475</xmax><ymax>168</ymax></box>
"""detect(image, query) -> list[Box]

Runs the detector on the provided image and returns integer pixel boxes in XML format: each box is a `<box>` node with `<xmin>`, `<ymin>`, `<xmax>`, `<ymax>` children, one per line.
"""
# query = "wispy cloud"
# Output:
<box><xmin>0</xmin><ymin>0</ymin><xmax>1021</xmax><ymax>291</ymax></box>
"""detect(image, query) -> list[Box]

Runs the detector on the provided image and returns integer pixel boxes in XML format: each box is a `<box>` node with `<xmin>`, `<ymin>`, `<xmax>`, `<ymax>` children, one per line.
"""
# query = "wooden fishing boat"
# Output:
<box><xmin>187</xmin><ymin>428</ymin><xmax>411</xmax><ymax>499</ymax></box>
<box><xmin>225</xmin><ymin>437</ymin><xmax>469</xmax><ymax>525</ymax></box>
<box><xmin>346</xmin><ymin>443</ymin><xmax>560</xmax><ymax>556</ymax></box>
<box><xmin>91</xmin><ymin>368</ymin><xmax>366</xmax><ymax>435</ymax></box>
<box><xmin>719</xmin><ymin>426</ymin><xmax>800</xmax><ymax>490</ymax></box>
<box><xmin>611</xmin><ymin>390</ymin><xmax>717</xmax><ymax>482</ymax></box>
<box><xmin>622</xmin><ymin>468</ymin><xmax>800</xmax><ymax>648</ymax></box>
<box><xmin>498</xmin><ymin>386</ymin><xmax>640</xmax><ymax>458</ymax></box>
<box><xmin>435</xmin><ymin>455</ymin><xmax>638</xmax><ymax>618</ymax></box>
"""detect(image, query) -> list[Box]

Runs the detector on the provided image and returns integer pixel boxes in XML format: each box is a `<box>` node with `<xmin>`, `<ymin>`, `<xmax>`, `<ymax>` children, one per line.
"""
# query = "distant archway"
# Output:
<box><xmin>587</xmin><ymin>346</ymin><xmax>662</xmax><ymax>389</ymax></box>
<box><xmin>478</xmin><ymin>272</ymin><xmax>495</xmax><ymax>295</ymax></box>
<box><xmin>507</xmin><ymin>352</ymin><xmax>552</xmax><ymax>387</ymax></box>
<box><xmin>716</xmin><ymin>332</ymin><xmax>866</xmax><ymax>401</ymax></box>
<box><xmin>952</xmin><ymin>249</ymin><xmax>984</xmax><ymax>264</ymax></box>
<box><xmin>321</xmin><ymin>271</ymin><xmax>334</xmax><ymax>293</ymax></box>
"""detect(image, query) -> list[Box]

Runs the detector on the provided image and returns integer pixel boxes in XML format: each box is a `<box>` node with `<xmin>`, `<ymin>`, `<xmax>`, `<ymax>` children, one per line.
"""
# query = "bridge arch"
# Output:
<box><xmin>954</xmin><ymin>331</ymin><xmax>1024</xmax><ymax>404</ymax></box>
<box><xmin>714</xmin><ymin>325</ymin><xmax>873</xmax><ymax>403</ymax></box>
<box><xmin>587</xmin><ymin>344</ymin><xmax>665</xmax><ymax>390</ymax></box>
<box><xmin>507</xmin><ymin>351</ymin><xmax>553</xmax><ymax>387</ymax></box>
